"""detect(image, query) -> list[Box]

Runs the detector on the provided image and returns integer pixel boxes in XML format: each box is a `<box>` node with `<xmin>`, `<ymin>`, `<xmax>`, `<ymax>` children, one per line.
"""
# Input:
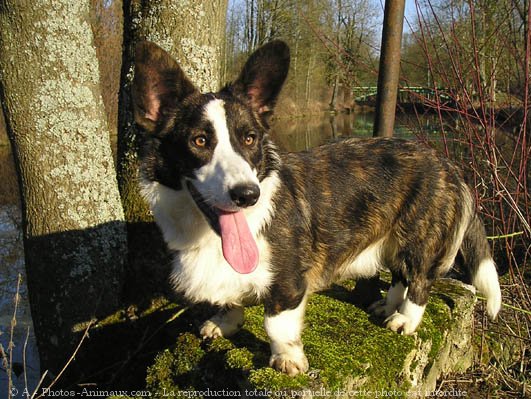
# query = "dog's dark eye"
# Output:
<box><xmin>244</xmin><ymin>132</ymin><xmax>256</xmax><ymax>146</ymax></box>
<box><xmin>193</xmin><ymin>135</ymin><xmax>207</xmax><ymax>148</ymax></box>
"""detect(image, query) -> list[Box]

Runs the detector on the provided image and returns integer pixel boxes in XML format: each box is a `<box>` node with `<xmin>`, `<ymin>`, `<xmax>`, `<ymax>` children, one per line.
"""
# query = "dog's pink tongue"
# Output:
<box><xmin>219</xmin><ymin>211</ymin><xmax>259</xmax><ymax>274</ymax></box>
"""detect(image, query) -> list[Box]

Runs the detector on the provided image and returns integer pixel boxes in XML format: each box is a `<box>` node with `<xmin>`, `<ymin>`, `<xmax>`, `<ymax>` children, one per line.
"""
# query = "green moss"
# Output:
<box><xmin>145</xmin><ymin>279</ymin><xmax>474</xmax><ymax>396</ymax></box>
<box><xmin>94</xmin><ymin>310</ymin><xmax>126</xmax><ymax>328</ymax></box>
<box><xmin>249</xmin><ymin>367</ymin><xmax>310</xmax><ymax>391</ymax></box>
<box><xmin>173</xmin><ymin>333</ymin><xmax>205</xmax><ymax>375</ymax></box>
<box><xmin>226</xmin><ymin>348</ymin><xmax>254</xmax><ymax>370</ymax></box>
<box><xmin>139</xmin><ymin>297</ymin><xmax>175</xmax><ymax>317</ymax></box>
<box><xmin>146</xmin><ymin>333</ymin><xmax>205</xmax><ymax>394</ymax></box>
<box><xmin>145</xmin><ymin>349</ymin><xmax>178</xmax><ymax>393</ymax></box>
<box><xmin>418</xmin><ymin>298</ymin><xmax>451</xmax><ymax>360</ymax></box>
<box><xmin>206</xmin><ymin>336</ymin><xmax>233</xmax><ymax>353</ymax></box>
<box><xmin>90</xmin><ymin>297</ymin><xmax>179</xmax><ymax>332</ymax></box>
<box><xmin>300</xmin><ymin>292</ymin><xmax>411</xmax><ymax>391</ymax></box>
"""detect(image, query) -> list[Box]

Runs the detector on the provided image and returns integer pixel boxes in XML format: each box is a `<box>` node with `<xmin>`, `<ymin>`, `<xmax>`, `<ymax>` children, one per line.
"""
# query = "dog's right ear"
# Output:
<box><xmin>133</xmin><ymin>41</ymin><xmax>197</xmax><ymax>132</ymax></box>
<box><xmin>231</xmin><ymin>40</ymin><xmax>290</xmax><ymax>124</ymax></box>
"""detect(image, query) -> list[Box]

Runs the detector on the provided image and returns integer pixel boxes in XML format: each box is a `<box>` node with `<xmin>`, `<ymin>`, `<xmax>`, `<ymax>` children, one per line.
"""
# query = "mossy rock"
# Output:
<box><xmin>146</xmin><ymin>278</ymin><xmax>476</xmax><ymax>398</ymax></box>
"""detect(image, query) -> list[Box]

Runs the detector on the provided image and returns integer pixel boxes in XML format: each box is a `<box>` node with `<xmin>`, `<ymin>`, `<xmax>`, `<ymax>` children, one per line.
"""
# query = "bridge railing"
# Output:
<box><xmin>353</xmin><ymin>86</ymin><xmax>452</xmax><ymax>104</ymax></box>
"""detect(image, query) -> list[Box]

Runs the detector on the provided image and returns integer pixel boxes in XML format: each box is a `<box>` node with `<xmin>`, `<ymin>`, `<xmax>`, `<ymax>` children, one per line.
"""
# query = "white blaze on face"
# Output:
<box><xmin>193</xmin><ymin>99</ymin><xmax>259</xmax><ymax>210</ymax></box>
<box><xmin>191</xmin><ymin>98</ymin><xmax>260</xmax><ymax>274</ymax></box>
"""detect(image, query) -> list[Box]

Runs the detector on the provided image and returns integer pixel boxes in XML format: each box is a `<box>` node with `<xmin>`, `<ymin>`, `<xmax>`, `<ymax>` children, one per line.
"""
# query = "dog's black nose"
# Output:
<box><xmin>230</xmin><ymin>184</ymin><xmax>260</xmax><ymax>207</ymax></box>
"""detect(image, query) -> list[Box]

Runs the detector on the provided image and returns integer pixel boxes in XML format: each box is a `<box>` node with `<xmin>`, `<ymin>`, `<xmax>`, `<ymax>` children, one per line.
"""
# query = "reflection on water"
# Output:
<box><xmin>270</xmin><ymin>110</ymin><xmax>514</xmax><ymax>165</ymax></box>
<box><xmin>271</xmin><ymin>111</ymin><xmax>429</xmax><ymax>152</ymax></box>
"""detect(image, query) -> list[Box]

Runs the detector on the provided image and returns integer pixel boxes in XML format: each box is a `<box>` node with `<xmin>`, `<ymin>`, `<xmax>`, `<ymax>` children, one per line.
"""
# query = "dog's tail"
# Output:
<box><xmin>460</xmin><ymin>214</ymin><xmax>502</xmax><ymax>320</ymax></box>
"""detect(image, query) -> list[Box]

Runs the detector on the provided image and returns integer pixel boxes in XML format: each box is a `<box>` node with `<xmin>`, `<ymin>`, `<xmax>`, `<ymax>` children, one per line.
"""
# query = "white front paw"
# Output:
<box><xmin>200</xmin><ymin>320</ymin><xmax>224</xmax><ymax>339</ymax></box>
<box><xmin>199</xmin><ymin>307</ymin><xmax>244</xmax><ymax>339</ymax></box>
<box><xmin>269</xmin><ymin>351</ymin><xmax>309</xmax><ymax>376</ymax></box>
<box><xmin>384</xmin><ymin>313</ymin><xmax>416</xmax><ymax>335</ymax></box>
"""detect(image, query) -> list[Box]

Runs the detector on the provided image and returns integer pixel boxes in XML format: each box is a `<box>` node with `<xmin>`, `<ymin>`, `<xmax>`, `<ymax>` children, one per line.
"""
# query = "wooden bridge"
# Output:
<box><xmin>353</xmin><ymin>86</ymin><xmax>453</xmax><ymax>106</ymax></box>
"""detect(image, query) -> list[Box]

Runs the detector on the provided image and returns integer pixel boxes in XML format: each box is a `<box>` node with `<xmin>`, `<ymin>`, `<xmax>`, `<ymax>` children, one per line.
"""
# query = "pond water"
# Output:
<box><xmin>0</xmin><ymin>109</ymin><xmax>515</xmax><ymax>393</ymax></box>
<box><xmin>0</xmin><ymin>206</ymin><xmax>40</xmax><ymax>395</ymax></box>
<box><xmin>271</xmin><ymin>111</ymin><xmax>420</xmax><ymax>151</ymax></box>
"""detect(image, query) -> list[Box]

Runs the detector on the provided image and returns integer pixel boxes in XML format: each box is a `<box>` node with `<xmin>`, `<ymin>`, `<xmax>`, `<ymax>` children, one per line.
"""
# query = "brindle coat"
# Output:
<box><xmin>133</xmin><ymin>40</ymin><xmax>501</xmax><ymax>376</ymax></box>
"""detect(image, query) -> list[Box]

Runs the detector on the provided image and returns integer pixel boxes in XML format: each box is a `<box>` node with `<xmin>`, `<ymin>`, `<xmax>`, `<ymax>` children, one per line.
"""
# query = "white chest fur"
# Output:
<box><xmin>141</xmin><ymin>173</ymin><xmax>280</xmax><ymax>306</ymax></box>
<box><xmin>172</xmin><ymin>235</ymin><xmax>273</xmax><ymax>305</ymax></box>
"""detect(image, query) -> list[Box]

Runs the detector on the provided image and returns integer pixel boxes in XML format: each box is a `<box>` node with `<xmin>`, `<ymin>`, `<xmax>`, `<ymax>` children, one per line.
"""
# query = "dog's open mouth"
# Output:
<box><xmin>186</xmin><ymin>181</ymin><xmax>259</xmax><ymax>274</ymax></box>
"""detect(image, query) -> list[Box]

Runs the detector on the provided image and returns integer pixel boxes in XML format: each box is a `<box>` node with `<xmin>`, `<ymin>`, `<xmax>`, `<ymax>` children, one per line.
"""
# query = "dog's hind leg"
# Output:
<box><xmin>369</xmin><ymin>273</ymin><xmax>408</xmax><ymax>318</ymax></box>
<box><xmin>384</xmin><ymin>258</ymin><xmax>433</xmax><ymax>335</ymax></box>
<box><xmin>200</xmin><ymin>306</ymin><xmax>244</xmax><ymax>339</ymax></box>
<box><xmin>385</xmin><ymin>295</ymin><xmax>427</xmax><ymax>335</ymax></box>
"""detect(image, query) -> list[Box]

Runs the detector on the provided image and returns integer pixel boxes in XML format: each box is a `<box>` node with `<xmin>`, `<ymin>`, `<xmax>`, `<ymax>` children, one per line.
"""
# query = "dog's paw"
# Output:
<box><xmin>269</xmin><ymin>352</ymin><xmax>309</xmax><ymax>376</ymax></box>
<box><xmin>200</xmin><ymin>320</ymin><xmax>224</xmax><ymax>339</ymax></box>
<box><xmin>200</xmin><ymin>308</ymin><xmax>244</xmax><ymax>339</ymax></box>
<box><xmin>384</xmin><ymin>313</ymin><xmax>417</xmax><ymax>335</ymax></box>
<box><xmin>368</xmin><ymin>299</ymin><xmax>397</xmax><ymax>318</ymax></box>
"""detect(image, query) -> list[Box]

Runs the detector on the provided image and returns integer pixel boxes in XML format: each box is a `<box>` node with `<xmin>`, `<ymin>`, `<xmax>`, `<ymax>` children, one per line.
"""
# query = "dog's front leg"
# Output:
<box><xmin>200</xmin><ymin>306</ymin><xmax>244</xmax><ymax>339</ymax></box>
<box><xmin>264</xmin><ymin>296</ymin><xmax>309</xmax><ymax>376</ymax></box>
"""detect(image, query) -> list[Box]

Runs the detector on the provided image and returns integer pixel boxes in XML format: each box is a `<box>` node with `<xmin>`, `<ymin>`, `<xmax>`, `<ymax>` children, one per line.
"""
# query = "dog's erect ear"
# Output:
<box><xmin>232</xmin><ymin>40</ymin><xmax>290</xmax><ymax>120</ymax></box>
<box><xmin>133</xmin><ymin>41</ymin><xmax>197</xmax><ymax>132</ymax></box>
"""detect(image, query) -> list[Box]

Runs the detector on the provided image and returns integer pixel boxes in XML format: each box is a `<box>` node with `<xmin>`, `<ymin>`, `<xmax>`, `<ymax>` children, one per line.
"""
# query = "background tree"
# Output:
<box><xmin>0</xmin><ymin>0</ymin><xmax>127</xmax><ymax>381</ymax></box>
<box><xmin>402</xmin><ymin>0</ymin><xmax>528</xmax><ymax>107</ymax></box>
<box><xmin>91</xmin><ymin>0</ymin><xmax>123</xmax><ymax>139</ymax></box>
<box><xmin>225</xmin><ymin>0</ymin><xmax>379</xmax><ymax>114</ymax></box>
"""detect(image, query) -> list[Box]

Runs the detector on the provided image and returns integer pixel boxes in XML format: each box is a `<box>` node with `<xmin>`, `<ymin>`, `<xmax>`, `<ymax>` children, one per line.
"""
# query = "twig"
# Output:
<box><xmin>33</xmin><ymin>319</ymin><xmax>95</xmax><ymax>399</ymax></box>
<box><xmin>486</xmin><ymin>231</ymin><xmax>524</xmax><ymax>240</ymax></box>
<box><xmin>23</xmin><ymin>326</ymin><xmax>30</xmax><ymax>395</ymax></box>
<box><xmin>29</xmin><ymin>371</ymin><xmax>48</xmax><ymax>399</ymax></box>
<box><xmin>8</xmin><ymin>274</ymin><xmax>22</xmax><ymax>399</ymax></box>
<box><xmin>477</xmin><ymin>295</ymin><xmax>531</xmax><ymax>317</ymax></box>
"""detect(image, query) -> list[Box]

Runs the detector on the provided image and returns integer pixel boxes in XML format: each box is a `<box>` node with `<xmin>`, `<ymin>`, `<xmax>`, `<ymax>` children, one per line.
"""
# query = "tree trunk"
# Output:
<box><xmin>329</xmin><ymin>75</ymin><xmax>339</xmax><ymax>110</ymax></box>
<box><xmin>118</xmin><ymin>0</ymin><xmax>228</xmax><ymax>301</ymax></box>
<box><xmin>0</xmin><ymin>0</ymin><xmax>126</xmax><ymax>381</ymax></box>
<box><xmin>90</xmin><ymin>0</ymin><xmax>123</xmax><ymax>139</ymax></box>
<box><xmin>305</xmin><ymin>51</ymin><xmax>315</xmax><ymax>106</ymax></box>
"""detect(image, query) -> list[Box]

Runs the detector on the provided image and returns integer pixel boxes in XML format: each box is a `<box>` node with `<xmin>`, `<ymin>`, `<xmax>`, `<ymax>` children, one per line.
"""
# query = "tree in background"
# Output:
<box><xmin>224</xmin><ymin>0</ymin><xmax>379</xmax><ymax>114</ymax></box>
<box><xmin>325</xmin><ymin>0</ymin><xmax>379</xmax><ymax>109</ymax></box>
<box><xmin>402</xmin><ymin>0</ymin><xmax>528</xmax><ymax>107</ymax></box>
<box><xmin>0</xmin><ymin>0</ymin><xmax>127</xmax><ymax>381</ymax></box>
<box><xmin>91</xmin><ymin>0</ymin><xmax>123</xmax><ymax>139</ymax></box>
